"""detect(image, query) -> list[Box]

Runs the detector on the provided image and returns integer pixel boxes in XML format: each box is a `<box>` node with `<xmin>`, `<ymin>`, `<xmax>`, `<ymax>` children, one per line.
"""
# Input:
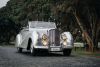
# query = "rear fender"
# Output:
<box><xmin>15</xmin><ymin>34</ymin><xmax>22</xmax><ymax>47</ymax></box>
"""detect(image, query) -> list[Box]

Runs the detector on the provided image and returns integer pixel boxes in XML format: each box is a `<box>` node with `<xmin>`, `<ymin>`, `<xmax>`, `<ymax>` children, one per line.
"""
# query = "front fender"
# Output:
<box><xmin>30</xmin><ymin>31</ymin><xmax>38</xmax><ymax>48</ymax></box>
<box><xmin>61</xmin><ymin>32</ymin><xmax>73</xmax><ymax>46</ymax></box>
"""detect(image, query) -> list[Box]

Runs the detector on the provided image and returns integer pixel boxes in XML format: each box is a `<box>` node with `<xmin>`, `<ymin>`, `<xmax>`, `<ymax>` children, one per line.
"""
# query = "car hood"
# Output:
<box><xmin>30</xmin><ymin>28</ymin><xmax>56</xmax><ymax>38</ymax></box>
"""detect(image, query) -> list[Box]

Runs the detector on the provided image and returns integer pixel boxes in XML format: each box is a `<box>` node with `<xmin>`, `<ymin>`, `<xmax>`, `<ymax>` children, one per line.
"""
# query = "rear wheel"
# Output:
<box><xmin>17</xmin><ymin>47</ymin><xmax>23</xmax><ymax>53</ymax></box>
<box><xmin>63</xmin><ymin>49</ymin><xmax>72</xmax><ymax>56</ymax></box>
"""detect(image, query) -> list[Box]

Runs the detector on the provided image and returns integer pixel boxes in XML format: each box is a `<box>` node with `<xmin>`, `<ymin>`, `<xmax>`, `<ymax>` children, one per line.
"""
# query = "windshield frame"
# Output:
<box><xmin>29</xmin><ymin>21</ymin><xmax>56</xmax><ymax>29</ymax></box>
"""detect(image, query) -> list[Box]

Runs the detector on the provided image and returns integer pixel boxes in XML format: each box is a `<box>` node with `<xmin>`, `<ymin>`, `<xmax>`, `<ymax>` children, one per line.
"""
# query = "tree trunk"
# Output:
<box><xmin>96</xmin><ymin>22</ymin><xmax>100</xmax><ymax>49</ymax></box>
<box><xmin>73</xmin><ymin>12</ymin><xmax>94</xmax><ymax>52</ymax></box>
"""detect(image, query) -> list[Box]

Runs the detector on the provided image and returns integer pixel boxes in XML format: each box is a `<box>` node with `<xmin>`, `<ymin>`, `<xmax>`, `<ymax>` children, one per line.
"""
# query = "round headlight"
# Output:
<box><xmin>61</xmin><ymin>34</ymin><xmax>67</xmax><ymax>45</ymax></box>
<box><xmin>42</xmin><ymin>34</ymin><xmax>48</xmax><ymax>46</ymax></box>
<box><xmin>61</xmin><ymin>34</ymin><xmax>67</xmax><ymax>40</ymax></box>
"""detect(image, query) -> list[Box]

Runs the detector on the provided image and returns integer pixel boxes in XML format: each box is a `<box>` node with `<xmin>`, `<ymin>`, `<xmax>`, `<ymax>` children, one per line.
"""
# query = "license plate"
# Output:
<box><xmin>50</xmin><ymin>48</ymin><xmax>61</xmax><ymax>51</ymax></box>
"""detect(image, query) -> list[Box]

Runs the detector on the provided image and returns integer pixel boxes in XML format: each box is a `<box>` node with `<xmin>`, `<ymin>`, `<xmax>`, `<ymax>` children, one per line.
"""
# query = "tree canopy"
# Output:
<box><xmin>0</xmin><ymin>0</ymin><xmax>100</xmax><ymax>50</ymax></box>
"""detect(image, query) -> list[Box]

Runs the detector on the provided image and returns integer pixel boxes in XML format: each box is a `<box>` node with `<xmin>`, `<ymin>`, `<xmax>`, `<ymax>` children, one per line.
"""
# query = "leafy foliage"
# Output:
<box><xmin>0</xmin><ymin>17</ymin><xmax>20</xmax><ymax>43</ymax></box>
<box><xmin>0</xmin><ymin>0</ymin><xmax>100</xmax><ymax>46</ymax></box>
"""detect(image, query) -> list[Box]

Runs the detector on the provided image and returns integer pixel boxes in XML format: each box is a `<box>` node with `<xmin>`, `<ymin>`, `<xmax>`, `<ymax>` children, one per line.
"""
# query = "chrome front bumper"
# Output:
<box><xmin>34</xmin><ymin>44</ymin><xmax>73</xmax><ymax>52</ymax></box>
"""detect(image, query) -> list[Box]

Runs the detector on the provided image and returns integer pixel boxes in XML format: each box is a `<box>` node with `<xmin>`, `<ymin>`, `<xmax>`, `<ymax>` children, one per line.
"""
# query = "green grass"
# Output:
<box><xmin>73</xmin><ymin>48</ymin><xmax>100</xmax><ymax>58</ymax></box>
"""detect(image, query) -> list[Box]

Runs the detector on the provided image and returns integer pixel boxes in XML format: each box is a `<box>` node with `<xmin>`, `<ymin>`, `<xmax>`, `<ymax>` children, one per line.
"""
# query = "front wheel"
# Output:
<box><xmin>63</xmin><ymin>49</ymin><xmax>72</xmax><ymax>56</ymax></box>
<box><xmin>30</xmin><ymin>47</ymin><xmax>37</xmax><ymax>56</ymax></box>
<box><xmin>17</xmin><ymin>47</ymin><xmax>23</xmax><ymax>53</ymax></box>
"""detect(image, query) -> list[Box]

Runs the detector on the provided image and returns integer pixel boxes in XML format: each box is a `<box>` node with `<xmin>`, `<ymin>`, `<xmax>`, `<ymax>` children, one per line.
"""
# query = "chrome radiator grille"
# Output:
<box><xmin>49</xmin><ymin>29</ymin><xmax>60</xmax><ymax>46</ymax></box>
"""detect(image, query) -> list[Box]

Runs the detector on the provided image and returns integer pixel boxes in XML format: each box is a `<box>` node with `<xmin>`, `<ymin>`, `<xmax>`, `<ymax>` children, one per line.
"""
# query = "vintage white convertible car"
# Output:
<box><xmin>15</xmin><ymin>21</ymin><xmax>73</xmax><ymax>56</ymax></box>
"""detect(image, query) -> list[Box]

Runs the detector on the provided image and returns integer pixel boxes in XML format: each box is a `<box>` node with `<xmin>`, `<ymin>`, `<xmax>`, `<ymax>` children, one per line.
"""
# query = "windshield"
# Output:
<box><xmin>29</xmin><ymin>21</ymin><xmax>56</xmax><ymax>28</ymax></box>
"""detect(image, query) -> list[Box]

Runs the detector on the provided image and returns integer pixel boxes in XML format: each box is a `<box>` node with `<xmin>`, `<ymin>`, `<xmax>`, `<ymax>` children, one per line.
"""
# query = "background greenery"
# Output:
<box><xmin>0</xmin><ymin>0</ymin><xmax>100</xmax><ymax>50</ymax></box>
